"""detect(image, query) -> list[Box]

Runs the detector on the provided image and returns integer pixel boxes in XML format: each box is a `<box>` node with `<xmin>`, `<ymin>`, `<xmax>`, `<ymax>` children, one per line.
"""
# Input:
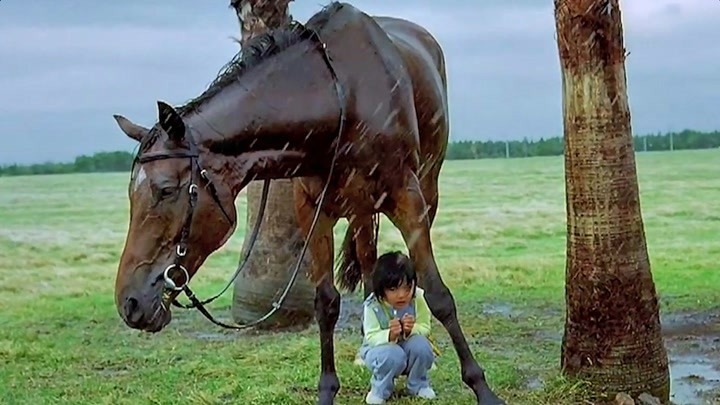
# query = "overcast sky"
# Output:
<box><xmin>0</xmin><ymin>0</ymin><xmax>717</xmax><ymax>164</ymax></box>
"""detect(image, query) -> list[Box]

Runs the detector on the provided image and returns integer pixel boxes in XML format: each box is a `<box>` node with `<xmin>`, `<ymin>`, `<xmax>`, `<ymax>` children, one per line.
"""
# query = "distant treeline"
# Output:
<box><xmin>446</xmin><ymin>129</ymin><xmax>720</xmax><ymax>160</ymax></box>
<box><xmin>1</xmin><ymin>129</ymin><xmax>718</xmax><ymax>176</ymax></box>
<box><xmin>0</xmin><ymin>151</ymin><xmax>135</xmax><ymax>177</ymax></box>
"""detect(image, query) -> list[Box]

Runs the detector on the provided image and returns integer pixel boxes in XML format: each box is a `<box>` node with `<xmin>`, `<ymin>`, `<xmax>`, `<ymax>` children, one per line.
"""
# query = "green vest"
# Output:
<box><xmin>370</xmin><ymin>299</ymin><xmax>417</xmax><ymax>329</ymax></box>
<box><xmin>362</xmin><ymin>293</ymin><xmax>441</xmax><ymax>356</ymax></box>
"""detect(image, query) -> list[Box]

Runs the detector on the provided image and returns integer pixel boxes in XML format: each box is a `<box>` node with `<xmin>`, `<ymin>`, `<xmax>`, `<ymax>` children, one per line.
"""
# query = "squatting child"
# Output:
<box><xmin>358</xmin><ymin>251</ymin><xmax>437</xmax><ymax>404</ymax></box>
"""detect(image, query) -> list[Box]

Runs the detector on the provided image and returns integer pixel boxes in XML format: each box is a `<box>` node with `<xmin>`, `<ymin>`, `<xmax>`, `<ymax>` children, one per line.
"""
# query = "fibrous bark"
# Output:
<box><xmin>555</xmin><ymin>0</ymin><xmax>670</xmax><ymax>401</ymax></box>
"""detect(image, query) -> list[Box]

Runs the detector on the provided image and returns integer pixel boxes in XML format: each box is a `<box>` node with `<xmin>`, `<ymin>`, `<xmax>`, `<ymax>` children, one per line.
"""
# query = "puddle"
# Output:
<box><xmin>525</xmin><ymin>376</ymin><xmax>543</xmax><ymax>390</ymax></box>
<box><xmin>669</xmin><ymin>354</ymin><xmax>720</xmax><ymax>404</ymax></box>
<box><xmin>663</xmin><ymin>308</ymin><xmax>720</xmax><ymax>403</ymax></box>
<box><xmin>482</xmin><ymin>302</ymin><xmax>516</xmax><ymax>316</ymax></box>
<box><xmin>187</xmin><ymin>332</ymin><xmax>236</xmax><ymax>341</ymax></box>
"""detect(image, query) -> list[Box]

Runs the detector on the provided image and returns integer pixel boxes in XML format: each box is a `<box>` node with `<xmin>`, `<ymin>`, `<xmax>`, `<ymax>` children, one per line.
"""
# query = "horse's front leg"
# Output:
<box><xmin>294</xmin><ymin>182</ymin><xmax>340</xmax><ymax>404</ymax></box>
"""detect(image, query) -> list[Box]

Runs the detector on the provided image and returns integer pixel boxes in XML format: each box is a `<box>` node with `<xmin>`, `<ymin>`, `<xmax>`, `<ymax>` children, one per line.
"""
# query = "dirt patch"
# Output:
<box><xmin>185</xmin><ymin>331</ymin><xmax>238</xmax><ymax>341</ymax></box>
<box><xmin>525</xmin><ymin>304</ymin><xmax>720</xmax><ymax>403</ymax></box>
<box><xmin>525</xmin><ymin>375</ymin><xmax>544</xmax><ymax>390</ymax></box>
<box><xmin>336</xmin><ymin>293</ymin><xmax>364</xmax><ymax>332</ymax></box>
<box><xmin>661</xmin><ymin>308</ymin><xmax>720</xmax><ymax>338</ymax></box>
<box><xmin>481</xmin><ymin>302</ymin><xmax>524</xmax><ymax>318</ymax></box>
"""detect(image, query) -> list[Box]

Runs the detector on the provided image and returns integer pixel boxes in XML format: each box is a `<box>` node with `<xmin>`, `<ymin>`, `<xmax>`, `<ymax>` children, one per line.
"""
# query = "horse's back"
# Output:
<box><xmin>372</xmin><ymin>16</ymin><xmax>449</xmax><ymax>178</ymax></box>
<box><xmin>372</xmin><ymin>16</ymin><xmax>447</xmax><ymax>93</ymax></box>
<box><xmin>311</xmin><ymin>3</ymin><xmax>448</xmax><ymax>152</ymax></box>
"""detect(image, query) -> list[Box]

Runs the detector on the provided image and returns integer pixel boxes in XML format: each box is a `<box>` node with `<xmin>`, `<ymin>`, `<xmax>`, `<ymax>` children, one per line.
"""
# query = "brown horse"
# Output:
<box><xmin>112</xmin><ymin>3</ymin><xmax>504</xmax><ymax>404</ymax></box>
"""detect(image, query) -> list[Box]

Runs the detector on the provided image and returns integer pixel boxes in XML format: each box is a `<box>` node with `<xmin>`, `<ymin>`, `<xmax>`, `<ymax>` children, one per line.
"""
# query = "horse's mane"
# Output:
<box><xmin>128</xmin><ymin>1</ymin><xmax>344</xmax><ymax>168</ymax></box>
<box><xmin>176</xmin><ymin>1</ymin><xmax>344</xmax><ymax>116</ymax></box>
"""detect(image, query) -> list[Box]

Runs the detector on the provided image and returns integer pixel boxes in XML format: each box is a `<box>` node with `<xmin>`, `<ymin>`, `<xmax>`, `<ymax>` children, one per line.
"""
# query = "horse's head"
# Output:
<box><xmin>112</xmin><ymin>101</ymin><xmax>239</xmax><ymax>333</ymax></box>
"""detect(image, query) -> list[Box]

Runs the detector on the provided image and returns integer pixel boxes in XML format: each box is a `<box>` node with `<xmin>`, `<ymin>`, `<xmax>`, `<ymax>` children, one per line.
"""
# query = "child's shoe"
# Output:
<box><xmin>365</xmin><ymin>390</ymin><xmax>385</xmax><ymax>404</ymax></box>
<box><xmin>416</xmin><ymin>386</ymin><xmax>436</xmax><ymax>400</ymax></box>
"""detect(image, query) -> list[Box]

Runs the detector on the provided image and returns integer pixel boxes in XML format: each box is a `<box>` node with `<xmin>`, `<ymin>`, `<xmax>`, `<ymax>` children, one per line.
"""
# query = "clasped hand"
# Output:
<box><xmin>389</xmin><ymin>313</ymin><xmax>415</xmax><ymax>341</ymax></box>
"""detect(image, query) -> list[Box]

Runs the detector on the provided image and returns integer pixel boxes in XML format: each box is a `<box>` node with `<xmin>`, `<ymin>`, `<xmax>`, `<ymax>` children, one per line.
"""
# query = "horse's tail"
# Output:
<box><xmin>336</xmin><ymin>214</ymin><xmax>380</xmax><ymax>292</ymax></box>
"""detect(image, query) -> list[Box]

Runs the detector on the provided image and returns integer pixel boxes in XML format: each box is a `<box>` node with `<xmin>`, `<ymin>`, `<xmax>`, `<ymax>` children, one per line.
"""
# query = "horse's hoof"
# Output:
<box><xmin>478</xmin><ymin>390</ymin><xmax>506</xmax><ymax>405</ymax></box>
<box><xmin>317</xmin><ymin>395</ymin><xmax>335</xmax><ymax>405</ymax></box>
<box><xmin>317</xmin><ymin>389</ymin><xmax>337</xmax><ymax>405</ymax></box>
<box><xmin>479</xmin><ymin>399</ymin><xmax>506</xmax><ymax>405</ymax></box>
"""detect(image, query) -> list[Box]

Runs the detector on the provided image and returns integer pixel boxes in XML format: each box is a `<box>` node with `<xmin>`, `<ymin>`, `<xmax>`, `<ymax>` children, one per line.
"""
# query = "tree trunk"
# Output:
<box><xmin>554</xmin><ymin>0</ymin><xmax>670</xmax><ymax>402</ymax></box>
<box><xmin>229</xmin><ymin>0</ymin><xmax>315</xmax><ymax>330</ymax></box>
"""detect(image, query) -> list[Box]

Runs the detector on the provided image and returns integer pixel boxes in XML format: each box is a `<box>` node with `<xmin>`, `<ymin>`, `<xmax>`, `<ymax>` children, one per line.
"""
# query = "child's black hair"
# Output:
<box><xmin>372</xmin><ymin>251</ymin><xmax>417</xmax><ymax>300</ymax></box>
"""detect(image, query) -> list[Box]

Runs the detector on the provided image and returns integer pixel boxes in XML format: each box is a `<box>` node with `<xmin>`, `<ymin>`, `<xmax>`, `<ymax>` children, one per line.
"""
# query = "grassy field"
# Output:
<box><xmin>0</xmin><ymin>149</ymin><xmax>718</xmax><ymax>404</ymax></box>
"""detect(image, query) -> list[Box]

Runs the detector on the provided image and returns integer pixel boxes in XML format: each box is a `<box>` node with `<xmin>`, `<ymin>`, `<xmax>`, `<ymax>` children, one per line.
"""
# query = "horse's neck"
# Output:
<box><xmin>186</xmin><ymin>42</ymin><xmax>341</xmax><ymax>189</ymax></box>
<box><xmin>188</xmin><ymin>43</ymin><xmax>339</xmax><ymax>156</ymax></box>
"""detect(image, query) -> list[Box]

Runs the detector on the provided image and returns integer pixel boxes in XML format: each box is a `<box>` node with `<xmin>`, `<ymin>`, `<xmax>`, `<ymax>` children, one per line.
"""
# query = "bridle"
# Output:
<box><xmin>133</xmin><ymin>25</ymin><xmax>346</xmax><ymax>330</ymax></box>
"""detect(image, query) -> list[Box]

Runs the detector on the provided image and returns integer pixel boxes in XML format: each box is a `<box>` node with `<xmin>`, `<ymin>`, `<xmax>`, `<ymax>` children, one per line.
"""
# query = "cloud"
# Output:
<box><xmin>0</xmin><ymin>25</ymin><xmax>238</xmax><ymax>113</ymax></box>
<box><xmin>0</xmin><ymin>0</ymin><xmax>718</xmax><ymax>164</ymax></box>
<box><xmin>621</xmin><ymin>0</ymin><xmax>720</xmax><ymax>34</ymax></box>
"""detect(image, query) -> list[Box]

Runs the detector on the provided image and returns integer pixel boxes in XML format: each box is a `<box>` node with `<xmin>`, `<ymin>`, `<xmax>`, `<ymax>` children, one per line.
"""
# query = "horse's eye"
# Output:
<box><xmin>159</xmin><ymin>186</ymin><xmax>177</xmax><ymax>199</ymax></box>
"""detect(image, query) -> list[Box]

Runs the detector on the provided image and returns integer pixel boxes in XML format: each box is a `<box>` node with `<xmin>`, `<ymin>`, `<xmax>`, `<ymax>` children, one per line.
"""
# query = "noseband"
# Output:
<box><xmin>133</xmin><ymin>26</ymin><xmax>346</xmax><ymax>330</ymax></box>
<box><xmin>136</xmin><ymin>134</ymin><xmax>235</xmax><ymax>292</ymax></box>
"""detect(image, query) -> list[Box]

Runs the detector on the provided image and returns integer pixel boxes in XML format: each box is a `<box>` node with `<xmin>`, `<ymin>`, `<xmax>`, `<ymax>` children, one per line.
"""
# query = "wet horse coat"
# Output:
<box><xmin>111</xmin><ymin>3</ymin><xmax>504</xmax><ymax>404</ymax></box>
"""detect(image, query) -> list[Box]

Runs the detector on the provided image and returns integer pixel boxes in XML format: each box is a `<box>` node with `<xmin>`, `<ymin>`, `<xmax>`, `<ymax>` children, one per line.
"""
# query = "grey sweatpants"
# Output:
<box><xmin>360</xmin><ymin>334</ymin><xmax>435</xmax><ymax>399</ymax></box>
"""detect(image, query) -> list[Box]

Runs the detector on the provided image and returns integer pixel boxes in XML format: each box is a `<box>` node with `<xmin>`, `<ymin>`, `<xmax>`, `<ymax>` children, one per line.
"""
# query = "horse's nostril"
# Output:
<box><xmin>124</xmin><ymin>296</ymin><xmax>142</xmax><ymax>323</ymax></box>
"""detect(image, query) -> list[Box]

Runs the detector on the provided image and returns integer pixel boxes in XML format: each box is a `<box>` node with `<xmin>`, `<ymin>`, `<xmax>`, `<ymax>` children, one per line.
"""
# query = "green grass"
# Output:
<box><xmin>1</xmin><ymin>149</ymin><xmax>718</xmax><ymax>404</ymax></box>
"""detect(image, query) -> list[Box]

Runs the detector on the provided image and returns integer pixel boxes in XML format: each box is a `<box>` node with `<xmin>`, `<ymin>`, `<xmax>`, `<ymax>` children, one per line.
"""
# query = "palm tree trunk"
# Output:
<box><xmin>554</xmin><ymin>0</ymin><xmax>670</xmax><ymax>401</ymax></box>
<box><xmin>229</xmin><ymin>0</ymin><xmax>315</xmax><ymax>330</ymax></box>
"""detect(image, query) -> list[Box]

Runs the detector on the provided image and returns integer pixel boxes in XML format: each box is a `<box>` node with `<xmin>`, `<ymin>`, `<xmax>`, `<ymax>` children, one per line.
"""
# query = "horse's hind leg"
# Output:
<box><xmin>348</xmin><ymin>215</ymin><xmax>379</xmax><ymax>365</ymax></box>
<box><xmin>355</xmin><ymin>215</ymin><xmax>379</xmax><ymax>300</ymax></box>
<box><xmin>294</xmin><ymin>182</ymin><xmax>340</xmax><ymax>404</ymax></box>
<box><xmin>383</xmin><ymin>171</ymin><xmax>505</xmax><ymax>405</ymax></box>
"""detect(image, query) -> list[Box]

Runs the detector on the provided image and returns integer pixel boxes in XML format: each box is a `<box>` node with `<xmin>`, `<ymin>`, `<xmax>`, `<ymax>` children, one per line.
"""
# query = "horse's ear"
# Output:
<box><xmin>157</xmin><ymin>101</ymin><xmax>185</xmax><ymax>142</ymax></box>
<box><xmin>113</xmin><ymin>114</ymin><xmax>149</xmax><ymax>142</ymax></box>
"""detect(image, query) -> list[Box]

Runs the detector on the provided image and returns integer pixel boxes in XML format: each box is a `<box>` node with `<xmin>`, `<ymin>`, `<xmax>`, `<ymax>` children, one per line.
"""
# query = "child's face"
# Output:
<box><xmin>383</xmin><ymin>280</ymin><xmax>414</xmax><ymax>309</ymax></box>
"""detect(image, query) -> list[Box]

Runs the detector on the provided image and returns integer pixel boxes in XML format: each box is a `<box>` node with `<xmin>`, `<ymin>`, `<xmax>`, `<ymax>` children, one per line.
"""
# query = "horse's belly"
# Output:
<box><xmin>297</xmin><ymin>173</ymin><xmax>380</xmax><ymax>219</ymax></box>
<box><xmin>333</xmin><ymin>175</ymin><xmax>383</xmax><ymax>218</ymax></box>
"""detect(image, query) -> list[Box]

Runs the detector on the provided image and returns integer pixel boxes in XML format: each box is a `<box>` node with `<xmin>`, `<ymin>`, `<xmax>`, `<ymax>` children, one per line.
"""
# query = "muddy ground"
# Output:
<box><xmin>661</xmin><ymin>309</ymin><xmax>720</xmax><ymax>404</ymax></box>
<box><xmin>183</xmin><ymin>296</ymin><xmax>719</xmax><ymax>404</ymax></box>
<box><xmin>336</xmin><ymin>296</ymin><xmax>720</xmax><ymax>405</ymax></box>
